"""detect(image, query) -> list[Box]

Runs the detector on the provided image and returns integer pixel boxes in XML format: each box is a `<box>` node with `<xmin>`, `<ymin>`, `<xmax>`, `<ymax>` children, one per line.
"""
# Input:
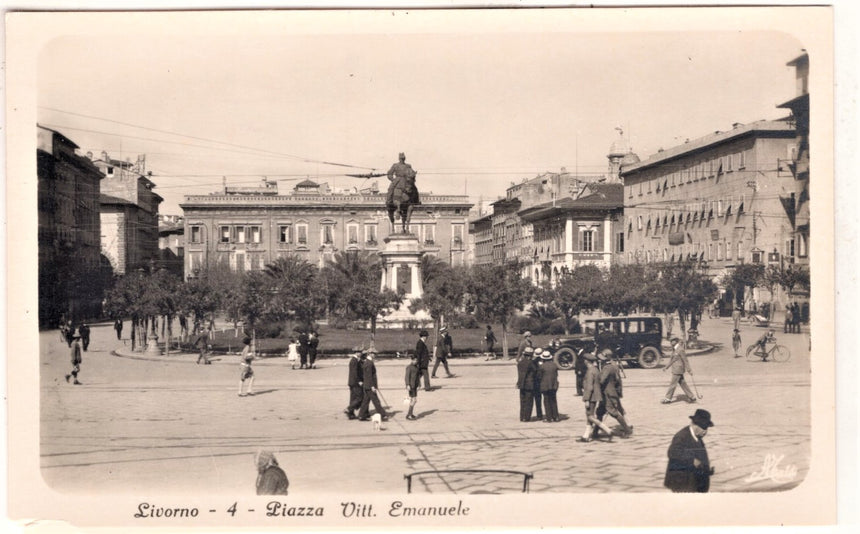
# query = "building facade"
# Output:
<box><xmin>37</xmin><ymin>125</ymin><xmax>104</xmax><ymax>326</ymax></box>
<box><xmin>180</xmin><ymin>179</ymin><xmax>472</xmax><ymax>278</ymax></box>
<box><xmin>93</xmin><ymin>153</ymin><xmax>163</xmax><ymax>274</ymax></box>
<box><xmin>620</xmin><ymin>119</ymin><xmax>798</xmax><ymax>283</ymax></box>
<box><xmin>777</xmin><ymin>53</ymin><xmax>810</xmax><ymax>268</ymax></box>
<box><xmin>470</xmin><ymin>214</ymin><xmax>494</xmax><ymax>266</ymax></box>
<box><xmin>158</xmin><ymin>214</ymin><xmax>185</xmax><ymax>277</ymax></box>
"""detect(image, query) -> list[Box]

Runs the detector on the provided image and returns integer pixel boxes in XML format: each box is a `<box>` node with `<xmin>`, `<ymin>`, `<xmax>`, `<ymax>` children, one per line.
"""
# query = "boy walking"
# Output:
<box><xmin>405</xmin><ymin>353</ymin><xmax>421</xmax><ymax>420</ymax></box>
<box><xmin>239</xmin><ymin>337</ymin><xmax>255</xmax><ymax>397</ymax></box>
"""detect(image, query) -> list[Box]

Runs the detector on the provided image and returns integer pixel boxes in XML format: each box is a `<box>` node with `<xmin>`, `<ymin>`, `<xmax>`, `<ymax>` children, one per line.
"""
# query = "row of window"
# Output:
<box><xmin>627</xmin><ymin>152</ymin><xmax>748</xmax><ymax>198</ymax></box>
<box><xmin>188</xmin><ymin>223</ymin><xmax>466</xmax><ymax>246</ymax></box>
<box><xmin>630</xmin><ymin>197</ymin><xmax>746</xmax><ymax>233</ymax></box>
<box><xmin>627</xmin><ymin>235</ymin><xmax>808</xmax><ymax>264</ymax></box>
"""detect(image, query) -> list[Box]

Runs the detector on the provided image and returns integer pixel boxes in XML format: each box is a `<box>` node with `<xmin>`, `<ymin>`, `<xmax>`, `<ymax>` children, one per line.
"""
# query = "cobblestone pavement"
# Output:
<box><xmin>40</xmin><ymin>318</ymin><xmax>811</xmax><ymax>495</ymax></box>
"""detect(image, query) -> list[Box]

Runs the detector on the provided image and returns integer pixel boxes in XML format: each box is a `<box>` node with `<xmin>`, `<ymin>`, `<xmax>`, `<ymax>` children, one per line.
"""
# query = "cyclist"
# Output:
<box><xmin>753</xmin><ymin>330</ymin><xmax>775</xmax><ymax>361</ymax></box>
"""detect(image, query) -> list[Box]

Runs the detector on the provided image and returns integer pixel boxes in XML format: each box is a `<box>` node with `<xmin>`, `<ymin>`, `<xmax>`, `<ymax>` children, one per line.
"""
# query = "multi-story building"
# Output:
<box><xmin>180</xmin><ymin>179</ymin><xmax>472</xmax><ymax>278</ymax></box>
<box><xmin>37</xmin><ymin>125</ymin><xmax>104</xmax><ymax>326</ymax></box>
<box><xmin>158</xmin><ymin>214</ymin><xmax>185</xmax><ymax>277</ymax></box>
<box><xmin>777</xmin><ymin>52</ymin><xmax>810</xmax><ymax>268</ymax></box>
<box><xmin>620</xmin><ymin>119</ymin><xmax>798</xmax><ymax>302</ymax></box>
<box><xmin>93</xmin><ymin>152</ymin><xmax>163</xmax><ymax>274</ymax></box>
<box><xmin>519</xmin><ymin>182</ymin><xmax>624</xmax><ymax>285</ymax></box>
<box><xmin>470</xmin><ymin>214</ymin><xmax>494</xmax><ymax>266</ymax></box>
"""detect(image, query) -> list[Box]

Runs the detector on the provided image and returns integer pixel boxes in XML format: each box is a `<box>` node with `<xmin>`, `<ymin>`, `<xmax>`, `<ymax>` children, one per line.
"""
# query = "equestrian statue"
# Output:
<box><xmin>386</xmin><ymin>152</ymin><xmax>421</xmax><ymax>233</ymax></box>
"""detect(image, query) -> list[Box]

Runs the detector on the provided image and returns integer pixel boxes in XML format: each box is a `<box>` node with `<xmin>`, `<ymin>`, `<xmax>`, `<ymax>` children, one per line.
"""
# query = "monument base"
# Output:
<box><xmin>376</xmin><ymin>300</ymin><xmax>433</xmax><ymax>329</ymax></box>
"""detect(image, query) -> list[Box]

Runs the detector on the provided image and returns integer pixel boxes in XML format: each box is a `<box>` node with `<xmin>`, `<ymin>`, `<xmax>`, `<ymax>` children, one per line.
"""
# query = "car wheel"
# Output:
<box><xmin>637</xmin><ymin>346</ymin><xmax>661</xmax><ymax>369</ymax></box>
<box><xmin>554</xmin><ymin>347</ymin><xmax>576</xmax><ymax>370</ymax></box>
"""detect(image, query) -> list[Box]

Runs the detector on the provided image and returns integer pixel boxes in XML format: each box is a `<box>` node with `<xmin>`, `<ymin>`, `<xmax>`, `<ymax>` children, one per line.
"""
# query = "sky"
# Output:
<box><xmin>35</xmin><ymin>11</ymin><xmax>805</xmax><ymax>215</ymax></box>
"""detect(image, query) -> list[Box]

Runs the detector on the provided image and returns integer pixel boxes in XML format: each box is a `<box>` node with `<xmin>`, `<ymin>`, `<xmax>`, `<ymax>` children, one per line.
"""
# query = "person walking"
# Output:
<box><xmin>484</xmin><ymin>325</ymin><xmax>497</xmax><ymax>360</ymax></box>
<box><xmin>64</xmin><ymin>320</ymin><xmax>75</xmax><ymax>347</ymax></box>
<box><xmin>783</xmin><ymin>304</ymin><xmax>793</xmax><ymax>334</ymax></box>
<box><xmin>664</xmin><ymin>409</ymin><xmax>715</xmax><ymax>493</ymax></box>
<box><xmin>238</xmin><ymin>337</ymin><xmax>255</xmax><ymax>397</ymax></box>
<box><xmin>114</xmin><ymin>318</ymin><xmax>123</xmax><ymax>341</ymax></box>
<box><xmin>297</xmin><ymin>330</ymin><xmax>309</xmax><ymax>369</ymax></box>
<box><xmin>78</xmin><ymin>323</ymin><xmax>91</xmax><ymax>352</ymax></box>
<box><xmin>286</xmin><ymin>338</ymin><xmax>299</xmax><ymax>370</ymax></box>
<box><xmin>537</xmin><ymin>349</ymin><xmax>560</xmax><ymax>422</ymax></box>
<box><xmin>792</xmin><ymin>301</ymin><xmax>801</xmax><ymax>333</ymax></box>
<box><xmin>307</xmin><ymin>331</ymin><xmax>319</xmax><ymax>369</ymax></box>
<box><xmin>574</xmin><ymin>347</ymin><xmax>587</xmax><ymax>396</ymax></box>
<box><xmin>516</xmin><ymin>331</ymin><xmax>533</xmax><ymax>361</ymax></box>
<box><xmin>579</xmin><ymin>352</ymin><xmax>613</xmax><ymax>442</ymax></box>
<box><xmin>343</xmin><ymin>348</ymin><xmax>365</xmax><ymax>420</ymax></box>
<box><xmin>255</xmin><ymin>450</ymin><xmax>289</xmax><ymax>495</ymax></box>
<box><xmin>357</xmin><ymin>353</ymin><xmax>388</xmax><ymax>421</ymax></box>
<box><xmin>65</xmin><ymin>333</ymin><xmax>83</xmax><ymax>385</ymax></box>
<box><xmin>416</xmin><ymin>330</ymin><xmax>432</xmax><ymax>391</ymax></box>
<box><xmin>732</xmin><ymin>305</ymin><xmax>742</xmax><ymax>331</ymax></box>
<box><xmin>598</xmin><ymin>354</ymin><xmax>633</xmax><ymax>437</ymax></box>
<box><xmin>432</xmin><ymin>326</ymin><xmax>455</xmax><ymax>378</ymax></box>
<box><xmin>194</xmin><ymin>326</ymin><xmax>211</xmax><ymax>365</ymax></box>
<box><xmin>516</xmin><ymin>346</ymin><xmax>537</xmax><ymax>422</ymax></box>
<box><xmin>404</xmin><ymin>353</ymin><xmax>421</xmax><ymax>420</ymax></box>
<box><xmin>531</xmin><ymin>349</ymin><xmax>545</xmax><ymax>421</ymax></box>
<box><xmin>662</xmin><ymin>338</ymin><xmax>696</xmax><ymax>404</ymax></box>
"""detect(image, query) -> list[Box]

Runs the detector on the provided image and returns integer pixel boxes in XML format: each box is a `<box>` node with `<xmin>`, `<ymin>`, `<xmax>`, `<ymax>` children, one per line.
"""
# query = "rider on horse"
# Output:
<box><xmin>386</xmin><ymin>152</ymin><xmax>420</xmax><ymax>233</ymax></box>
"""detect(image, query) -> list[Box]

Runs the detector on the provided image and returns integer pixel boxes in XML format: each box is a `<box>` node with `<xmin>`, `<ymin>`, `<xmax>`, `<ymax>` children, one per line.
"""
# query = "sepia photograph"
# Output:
<box><xmin>5</xmin><ymin>5</ymin><xmax>838</xmax><ymax>529</ymax></box>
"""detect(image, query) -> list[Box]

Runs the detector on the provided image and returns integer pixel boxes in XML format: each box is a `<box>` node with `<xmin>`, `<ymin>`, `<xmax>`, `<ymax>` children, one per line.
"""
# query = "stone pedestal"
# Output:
<box><xmin>377</xmin><ymin>233</ymin><xmax>432</xmax><ymax>328</ymax></box>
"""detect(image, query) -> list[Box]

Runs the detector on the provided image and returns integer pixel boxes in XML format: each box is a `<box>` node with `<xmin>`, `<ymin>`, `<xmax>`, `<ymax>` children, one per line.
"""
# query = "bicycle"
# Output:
<box><xmin>745</xmin><ymin>336</ymin><xmax>790</xmax><ymax>363</ymax></box>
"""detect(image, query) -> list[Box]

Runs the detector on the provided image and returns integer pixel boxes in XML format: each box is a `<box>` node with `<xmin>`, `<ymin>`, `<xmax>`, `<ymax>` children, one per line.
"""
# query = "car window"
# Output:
<box><xmin>627</xmin><ymin>320</ymin><xmax>640</xmax><ymax>334</ymax></box>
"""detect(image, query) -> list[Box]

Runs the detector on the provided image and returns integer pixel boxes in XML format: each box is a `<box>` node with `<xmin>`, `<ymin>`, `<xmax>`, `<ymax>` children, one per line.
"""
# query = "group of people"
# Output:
<box><xmin>783</xmin><ymin>301</ymin><xmax>804</xmax><ymax>333</ymax></box>
<box><xmin>343</xmin><ymin>346</ymin><xmax>389</xmax><ymax>421</ymax></box>
<box><xmin>286</xmin><ymin>330</ymin><xmax>320</xmax><ymax>370</ymax></box>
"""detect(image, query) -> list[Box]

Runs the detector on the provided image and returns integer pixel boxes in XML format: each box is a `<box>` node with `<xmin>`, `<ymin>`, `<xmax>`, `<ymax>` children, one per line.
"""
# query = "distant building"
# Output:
<box><xmin>620</xmin><ymin>119</ymin><xmax>797</xmax><ymax>306</ymax></box>
<box><xmin>470</xmin><ymin>214</ymin><xmax>493</xmax><ymax>266</ymax></box>
<box><xmin>158</xmin><ymin>214</ymin><xmax>185</xmax><ymax>277</ymax></box>
<box><xmin>179</xmin><ymin>178</ymin><xmax>472</xmax><ymax>278</ymax></box>
<box><xmin>777</xmin><ymin>52</ymin><xmax>810</xmax><ymax>269</ymax></box>
<box><xmin>37</xmin><ymin>125</ymin><xmax>104</xmax><ymax>326</ymax></box>
<box><xmin>92</xmin><ymin>152</ymin><xmax>163</xmax><ymax>274</ymax></box>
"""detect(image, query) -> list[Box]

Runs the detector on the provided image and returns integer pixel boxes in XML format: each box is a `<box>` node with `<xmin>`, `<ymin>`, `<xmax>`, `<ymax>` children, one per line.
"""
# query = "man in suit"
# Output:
<box><xmin>516</xmin><ymin>346</ymin><xmax>536</xmax><ymax>422</ymax></box>
<box><xmin>307</xmin><ymin>331</ymin><xmax>319</xmax><ymax>369</ymax></box>
<box><xmin>432</xmin><ymin>326</ymin><xmax>455</xmax><ymax>378</ymax></box>
<box><xmin>78</xmin><ymin>323</ymin><xmax>91</xmax><ymax>351</ymax></box>
<box><xmin>416</xmin><ymin>330</ymin><xmax>432</xmax><ymax>391</ymax></box>
<box><xmin>662</xmin><ymin>337</ymin><xmax>696</xmax><ymax>403</ymax></box>
<box><xmin>531</xmin><ymin>349</ymin><xmax>545</xmax><ymax>421</ymax></box>
<box><xmin>664</xmin><ymin>409</ymin><xmax>715</xmax><ymax>493</ymax></box>
<box><xmin>578</xmin><ymin>352</ymin><xmax>613</xmax><ymax>442</ymax></box>
<box><xmin>344</xmin><ymin>348</ymin><xmax>365</xmax><ymax>420</ymax></box>
<box><xmin>537</xmin><ymin>349</ymin><xmax>560</xmax><ymax>422</ymax></box>
<box><xmin>194</xmin><ymin>326</ymin><xmax>212</xmax><ymax>365</ymax></box>
<box><xmin>297</xmin><ymin>330</ymin><xmax>309</xmax><ymax>369</ymax></box>
<box><xmin>598</xmin><ymin>353</ymin><xmax>633</xmax><ymax>437</ymax></box>
<box><xmin>357</xmin><ymin>353</ymin><xmax>388</xmax><ymax>421</ymax></box>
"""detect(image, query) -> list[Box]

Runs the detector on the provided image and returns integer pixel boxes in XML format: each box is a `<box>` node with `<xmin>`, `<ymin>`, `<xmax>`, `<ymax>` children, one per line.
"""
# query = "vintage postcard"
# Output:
<box><xmin>5</xmin><ymin>5</ymin><xmax>836</xmax><ymax>529</ymax></box>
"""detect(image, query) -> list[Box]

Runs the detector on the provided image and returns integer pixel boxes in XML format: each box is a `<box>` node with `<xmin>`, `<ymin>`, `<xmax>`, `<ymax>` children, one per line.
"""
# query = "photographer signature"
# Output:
<box><xmin>744</xmin><ymin>453</ymin><xmax>798</xmax><ymax>484</ymax></box>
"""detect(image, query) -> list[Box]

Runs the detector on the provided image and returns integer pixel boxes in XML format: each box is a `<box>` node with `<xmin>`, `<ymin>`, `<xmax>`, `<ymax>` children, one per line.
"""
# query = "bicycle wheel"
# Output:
<box><xmin>770</xmin><ymin>345</ymin><xmax>791</xmax><ymax>363</ymax></box>
<box><xmin>745</xmin><ymin>344</ymin><xmax>760</xmax><ymax>362</ymax></box>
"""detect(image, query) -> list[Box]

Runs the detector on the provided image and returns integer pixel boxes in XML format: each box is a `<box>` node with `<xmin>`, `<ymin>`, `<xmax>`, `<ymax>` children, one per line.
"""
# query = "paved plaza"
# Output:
<box><xmin>40</xmin><ymin>317</ymin><xmax>811</xmax><ymax>496</ymax></box>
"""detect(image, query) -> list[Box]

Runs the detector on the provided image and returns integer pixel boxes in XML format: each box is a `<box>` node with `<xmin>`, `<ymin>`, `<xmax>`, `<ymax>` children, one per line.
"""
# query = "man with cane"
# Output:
<box><xmin>358</xmin><ymin>352</ymin><xmax>389</xmax><ymax>421</ymax></box>
<box><xmin>661</xmin><ymin>337</ymin><xmax>697</xmax><ymax>404</ymax></box>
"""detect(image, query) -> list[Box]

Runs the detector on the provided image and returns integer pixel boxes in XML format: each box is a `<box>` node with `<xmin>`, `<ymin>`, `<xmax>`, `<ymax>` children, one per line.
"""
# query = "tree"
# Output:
<box><xmin>465</xmin><ymin>262</ymin><xmax>533</xmax><ymax>358</ymax></box>
<box><xmin>727</xmin><ymin>263</ymin><xmax>765</xmax><ymax>309</ymax></box>
<box><xmin>320</xmin><ymin>250</ymin><xmax>401</xmax><ymax>334</ymax></box>
<box><xmin>649</xmin><ymin>262</ymin><xmax>718</xmax><ymax>338</ymax></box>
<box><xmin>178</xmin><ymin>275</ymin><xmax>221</xmax><ymax>334</ymax></box>
<box><xmin>543</xmin><ymin>264</ymin><xmax>604</xmax><ymax>334</ymax></box>
<box><xmin>264</xmin><ymin>255</ymin><xmax>323</xmax><ymax>331</ymax></box>
<box><xmin>599</xmin><ymin>264</ymin><xmax>649</xmax><ymax>316</ymax></box>
<box><xmin>410</xmin><ymin>262</ymin><xmax>467</xmax><ymax>338</ymax></box>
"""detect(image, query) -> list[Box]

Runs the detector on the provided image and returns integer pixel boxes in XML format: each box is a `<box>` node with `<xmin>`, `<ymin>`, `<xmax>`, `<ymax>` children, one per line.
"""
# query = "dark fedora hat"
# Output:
<box><xmin>690</xmin><ymin>409</ymin><xmax>715</xmax><ymax>428</ymax></box>
<box><xmin>419</xmin><ymin>330</ymin><xmax>429</xmax><ymax>337</ymax></box>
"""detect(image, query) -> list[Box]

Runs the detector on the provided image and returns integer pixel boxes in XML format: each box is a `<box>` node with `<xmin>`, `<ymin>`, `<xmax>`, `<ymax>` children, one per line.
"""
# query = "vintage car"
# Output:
<box><xmin>552</xmin><ymin>316</ymin><xmax>664</xmax><ymax>370</ymax></box>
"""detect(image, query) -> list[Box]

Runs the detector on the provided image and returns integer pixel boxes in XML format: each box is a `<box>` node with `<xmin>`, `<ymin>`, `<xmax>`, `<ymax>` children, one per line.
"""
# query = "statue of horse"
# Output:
<box><xmin>387</xmin><ymin>170</ymin><xmax>420</xmax><ymax>233</ymax></box>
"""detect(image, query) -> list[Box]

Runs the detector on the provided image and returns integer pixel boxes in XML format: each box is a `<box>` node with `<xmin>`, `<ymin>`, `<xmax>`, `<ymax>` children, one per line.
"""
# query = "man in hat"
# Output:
<box><xmin>297</xmin><ymin>329</ymin><xmax>309</xmax><ymax>369</ymax></box>
<box><xmin>516</xmin><ymin>331</ymin><xmax>533</xmax><ymax>361</ymax></box>
<box><xmin>598</xmin><ymin>352</ymin><xmax>633</xmax><ymax>437</ymax></box>
<box><xmin>662</xmin><ymin>337</ymin><xmax>696</xmax><ymax>404</ymax></box>
<box><xmin>574</xmin><ymin>347</ymin><xmax>588</xmax><ymax>396</ymax></box>
<box><xmin>404</xmin><ymin>352</ymin><xmax>421</xmax><ymax>420</ymax></box>
<box><xmin>78</xmin><ymin>323</ymin><xmax>91</xmax><ymax>352</ymax></box>
<box><xmin>516</xmin><ymin>346</ymin><xmax>537</xmax><ymax>422</ymax></box>
<box><xmin>194</xmin><ymin>326</ymin><xmax>212</xmax><ymax>365</ymax></box>
<box><xmin>732</xmin><ymin>305</ymin><xmax>742</xmax><ymax>331</ymax></box>
<box><xmin>255</xmin><ymin>450</ymin><xmax>289</xmax><ymax>495</ymax></box>
<box><xmin>307</xmin><ymin>331</ymin><xmax>319</xmax><ymax>369</ymax></box>
<box><xmin>578</xmin><ymin>352</ymin><xmax>613</xmax><ymax>442</ymax></box>
<box><xmin>416</xmin><ymin>330</ymin><xmax>432</xmax><ymax>391</ymax></box>
<box><xmin>344</xmin><ymin>348</ymin><xmax>365</xmax><ymax>420</ymax></box>
<box><xmin>664</xmin><ymin>409</ymin><xmax>715</xmax><ymax>492</ymax></box>
<box><xmin>537</xmin><ymin>348</ymin><xmax>560</xmax><ymax>422</ymax></box>
<box><xmin>532</xmin><ymin>348</ymin><xmax>545</xmax><ymax>421</ymax></box>
<box><xmin>484</xmin><ymin>325</ymin><xmax>497</xmax><ymax>360</ymax></box>
<box><xmin>432</xmin><ymin>326</ymin><xmax>455</xmax><ymax>378</ymax></box>
<box><xmin>358</xmin><ymin>352</ymin><xmax>388</xmax><ymax>421</ymax></box>
<box><xmin>65</xmin><ymin>333</ymin><xmax>83</xmax><ymax>385</ymax></box>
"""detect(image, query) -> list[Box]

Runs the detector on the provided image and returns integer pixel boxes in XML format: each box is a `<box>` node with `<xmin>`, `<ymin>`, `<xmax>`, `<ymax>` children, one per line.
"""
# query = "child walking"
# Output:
<box><xmin>239</xmin><ymin>337</ymin><xmax>255</xmax><ymax>397</ymax></box>
<box><xmin>286</xmin><ymin>338</ymin><xmax>299</xmax><ymax>370</ymax></box>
